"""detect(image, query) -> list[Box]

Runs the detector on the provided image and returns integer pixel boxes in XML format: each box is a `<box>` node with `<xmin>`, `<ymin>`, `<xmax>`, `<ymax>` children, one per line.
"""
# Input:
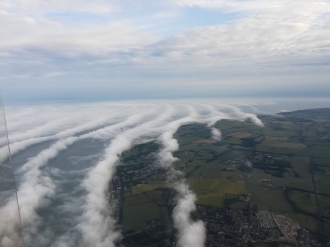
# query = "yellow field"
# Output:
<box><xmin>188</xmin><ymin>178</ymin><xmax>245</xmax><ymax>207</ymax></box>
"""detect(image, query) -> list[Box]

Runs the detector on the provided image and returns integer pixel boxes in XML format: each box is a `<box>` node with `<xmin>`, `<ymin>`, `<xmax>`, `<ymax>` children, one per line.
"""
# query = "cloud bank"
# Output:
<box><xmin>0</xmin><ymin>100</ymin><xmax>267</xmax><ymax>247</ymax></box>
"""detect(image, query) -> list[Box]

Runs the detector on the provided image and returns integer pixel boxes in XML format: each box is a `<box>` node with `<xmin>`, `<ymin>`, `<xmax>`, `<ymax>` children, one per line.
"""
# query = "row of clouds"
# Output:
<box><xmin>0</xmin><ymin>100</ymin><xmax>264</xmax><ymax>247</ymax></box>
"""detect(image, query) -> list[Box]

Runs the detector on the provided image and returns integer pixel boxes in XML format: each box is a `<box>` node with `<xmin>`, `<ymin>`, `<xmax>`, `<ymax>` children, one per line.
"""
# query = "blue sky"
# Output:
<box><xmin>1</xmin><ymin>0</ymin><xmax>330</xmax><ymax>103</ymax></box>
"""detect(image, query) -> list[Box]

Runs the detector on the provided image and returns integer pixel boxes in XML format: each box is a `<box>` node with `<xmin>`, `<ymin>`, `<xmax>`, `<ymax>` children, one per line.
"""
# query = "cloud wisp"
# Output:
<box><xmin>0</xmin><ymin>104</ymin><xmax>160</xmax><ymax>246</ymax></box>
<box><xmin>0</xmin><ymin>103</ymin><xmax>148</xmax><ymax>164</ymax></box>
<box><xmin>158</xmin><ymin>129</ymin><xmax>206</xmax><ymax>247</ymax></box>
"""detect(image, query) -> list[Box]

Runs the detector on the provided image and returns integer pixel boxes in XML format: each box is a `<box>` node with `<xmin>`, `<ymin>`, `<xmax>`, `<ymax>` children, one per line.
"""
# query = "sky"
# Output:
<box><xmin>1</xmin><ymin>0</ymin><xmax>330</xmax><ymax>102</ymax></box>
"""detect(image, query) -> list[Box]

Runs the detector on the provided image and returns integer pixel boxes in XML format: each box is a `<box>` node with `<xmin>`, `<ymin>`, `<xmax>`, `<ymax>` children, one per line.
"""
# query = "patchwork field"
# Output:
<box><xmin>117</xmin><ymin>108</ymin><xmax>330</xmax><ymax>245</ymax></box>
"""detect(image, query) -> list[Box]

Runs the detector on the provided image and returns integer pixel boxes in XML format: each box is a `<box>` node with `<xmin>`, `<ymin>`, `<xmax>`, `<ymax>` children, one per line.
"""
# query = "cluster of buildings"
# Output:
<box><xmin>196</xmin><ymin>205</ymin><xmax>323</xmax><ymax>247</ymax></box>
<box><xmin>118</xmin><ymin>152</ymin><xmax>167</xmax><ymax>188</ymax></box>
<box><xmin>273</xmin><ymin>214</ymin><xmax>301</xmax><ymax>240</ymax></box>
<box><xmin>256</xmin><ymin>210</ymin><xmax>276</xmax><ymax>229</ymax></box>
<box><xmin>121</xmin><ymin>225</ymin><xmax>176</xmax><ymax>247</ymax></box>
<box><xmin>110</xmin><ymin>154</ymin><xmax>168</xmax><ymax>223</ymax></box>
<box><xmin>107</xmin><ymin>142</ymin><xmax>324</xmax><ymax>246</ymax></box>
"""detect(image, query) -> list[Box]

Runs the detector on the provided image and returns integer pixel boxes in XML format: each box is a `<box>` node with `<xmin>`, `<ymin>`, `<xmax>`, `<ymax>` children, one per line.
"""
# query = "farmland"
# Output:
<box><xmin>113</xmin><ymin>108</ymin><xmax>330</xmax><ymax>246</ymax></box>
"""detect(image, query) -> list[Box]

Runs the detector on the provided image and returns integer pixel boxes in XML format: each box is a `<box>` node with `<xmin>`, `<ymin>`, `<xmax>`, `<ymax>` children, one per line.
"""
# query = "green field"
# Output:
<box><xmin>312</xmin><ymin>145</ymin><xmax>330</xmax><ymax>158</ymax></box>
<box><xmin>122</xmin><ymin>202</ymin><xmax>164</xmax><ymax>231</ymax></box>
<box><xmin>188</xmin><ymin>178</ymin><xmax>245</xmax><ymax>207</ymax></box>
<box><xmin>119</xmin><ymin>109</ymin><xmax>330</xmax><ymax>243</ymax></box>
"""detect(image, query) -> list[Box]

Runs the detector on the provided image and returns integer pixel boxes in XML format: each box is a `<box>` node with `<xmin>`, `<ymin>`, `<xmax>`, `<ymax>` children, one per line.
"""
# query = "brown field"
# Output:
<box><xmin>263</xmin><ymin>136</ymin><xmax>288</xmax><ymax>142</ymax></box>
<box><xmin>193</xmin><ymin>139</ymin><xmax>216</xmax><ymax>144</ymax></box>
<box><xmin>230</xmin><ymin>132</ymin><xmax>252</xmax><ymax>138</ymax></box>
<box><xmin>257</xmin><ymin>142</ymin><xmax>307</xmax><ymax>150</ymax></box>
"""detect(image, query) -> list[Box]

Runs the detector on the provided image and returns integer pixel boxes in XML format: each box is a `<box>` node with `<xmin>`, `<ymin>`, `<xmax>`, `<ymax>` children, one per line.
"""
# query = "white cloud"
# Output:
<box><xmin>156</xmin><ymin>1</ymin><xmax>330</xmax><ymax>67</ymax></box>
<box><xmin>211</xmin><ymin>127</ymin><xmax>221</xmax><ymax>140</ymax></box>
<box><xmin>173</xmin><ymin>0</ymin><xmax>283</xmax><ymax>12</ymax></box>
<box><xmin>0</xmin><ymin>0</ymin><xmax>116</xmax><ymax>15</ymax></box>
<box><xmin>0</xmin><ymin>0</ymin><xmax>330</xmax><ymax>98</ymax></box>
<box><xmin>0</xmin><ymin>11</ymin><xmax>153</xmax><ymax>56</ymax></box>
<box><xmin>2</xmin><ymin>0</ymin><xmax>329</xmax><ymax>61</ymax></box>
